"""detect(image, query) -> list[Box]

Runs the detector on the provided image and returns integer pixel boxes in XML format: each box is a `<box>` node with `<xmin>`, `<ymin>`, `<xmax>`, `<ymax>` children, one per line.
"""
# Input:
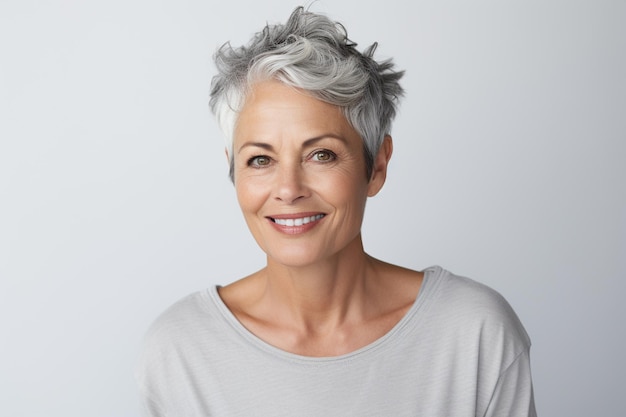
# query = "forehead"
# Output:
<box><xmin>234</xmin><ymin>80</ymin><xmax>357</xmax><ymax>145</ymax></box>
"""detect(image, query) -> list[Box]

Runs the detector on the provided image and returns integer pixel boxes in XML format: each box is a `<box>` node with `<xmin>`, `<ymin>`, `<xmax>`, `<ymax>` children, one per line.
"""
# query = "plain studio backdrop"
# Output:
<box><xmin>1</xmin><ymin>0</ymin><xmax>624</xmax><ymax>416</ymax></box>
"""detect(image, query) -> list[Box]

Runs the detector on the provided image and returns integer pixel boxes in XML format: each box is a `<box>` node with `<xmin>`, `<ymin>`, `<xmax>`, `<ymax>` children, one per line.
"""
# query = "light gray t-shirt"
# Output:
<box><xmin>137</xmin><ymin>266</ymin><xmax>536</xmax><ymax>416</ymax></box>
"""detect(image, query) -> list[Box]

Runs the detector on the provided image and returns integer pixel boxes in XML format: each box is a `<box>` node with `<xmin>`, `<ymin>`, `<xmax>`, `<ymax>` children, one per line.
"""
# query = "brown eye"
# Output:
<box><xmin>312</xmin><ymin>150</ymin><xmax>335</xmax><ymax>162</ymax></box>
<box><xmin>248</xmin><ymin>156</ymin><xmax>271</xmax><ymax>167</ymax></box>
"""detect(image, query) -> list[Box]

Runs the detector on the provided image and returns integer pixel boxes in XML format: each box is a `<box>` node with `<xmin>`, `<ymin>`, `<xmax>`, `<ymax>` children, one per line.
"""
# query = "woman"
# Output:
<box><xmin>137</xmin><ymin>7</ymin><xmax>536</xmax><ymax>416</ymax></box>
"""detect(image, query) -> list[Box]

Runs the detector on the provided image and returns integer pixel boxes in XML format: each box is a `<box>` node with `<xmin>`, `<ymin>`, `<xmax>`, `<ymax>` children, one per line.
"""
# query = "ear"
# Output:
<box><xmin>367</xmin><ymin>135</ymin><xmax>393</xmax><ymax>197</ymax></box>
<box><xmin>224</xmin><ymin>147</ymin><xmax>230</xmax><ymax>163</ymax></box>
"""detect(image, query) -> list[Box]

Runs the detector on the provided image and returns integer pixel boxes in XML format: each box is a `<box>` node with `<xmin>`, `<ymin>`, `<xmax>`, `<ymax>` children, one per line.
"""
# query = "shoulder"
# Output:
<box><xmin>144</xmin><ymin>291</ymin><xmax>212</xmax><ymax>340</ymax></box>
<box><xmin>424</xmin><ymin>266</ymin><xmax>531</xmax><ymax>351</ymax></box>
<box><xmin>136</xmin><ymin>289</ymin><xmax>230</xmax><ymax>415</ymax></box>
<box><xmin>434</xmin><ymin>268</ymin><xmax>516</xmax><ymax>311</ymax></box>
<box><xmin>138</xmin><ymin>289</ymin><xmax>228</xmax><ymax>371</ymax></box>
<box><xmin>136</xmin><ymin>289</ymin><xmax>229</xmax><ymax>398</ymax></box>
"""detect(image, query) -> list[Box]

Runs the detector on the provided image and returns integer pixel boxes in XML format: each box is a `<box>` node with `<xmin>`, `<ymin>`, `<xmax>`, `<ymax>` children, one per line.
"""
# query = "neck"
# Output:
<box><xmin>261</xmin><ymin>234</ymin><xmax>377</xmax><ymax>330</ymax></box>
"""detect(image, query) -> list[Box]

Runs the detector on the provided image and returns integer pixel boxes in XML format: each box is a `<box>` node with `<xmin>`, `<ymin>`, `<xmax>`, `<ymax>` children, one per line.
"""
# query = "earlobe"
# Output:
<box><xmin>367</xmin><ymin>136</ymin><xmax>393</xmax><ymax>197</ymax></box>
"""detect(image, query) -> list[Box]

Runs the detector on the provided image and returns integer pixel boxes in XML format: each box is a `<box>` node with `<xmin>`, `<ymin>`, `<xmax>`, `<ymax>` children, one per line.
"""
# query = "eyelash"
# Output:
<box><xmin>247</xmin><ymin>155</ymin><xmax>272</xmax><ymax>168</ymax></box>
<box><xmin>310</xmin><ymin>149</ymin><xmax>337</xmax><ymax>162</ymax></box>
<box><xmin>245</xmin><ymin>149</ymin><xmax>337</xmax><ymax>168</ymax></box>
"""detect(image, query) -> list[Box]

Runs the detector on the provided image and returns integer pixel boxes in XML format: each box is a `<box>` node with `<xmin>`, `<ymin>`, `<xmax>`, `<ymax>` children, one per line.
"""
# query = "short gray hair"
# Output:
<box><xmin>209</xmin><ymin>6</ymin><xmax>404</xmax><ymax>180</ymax></box>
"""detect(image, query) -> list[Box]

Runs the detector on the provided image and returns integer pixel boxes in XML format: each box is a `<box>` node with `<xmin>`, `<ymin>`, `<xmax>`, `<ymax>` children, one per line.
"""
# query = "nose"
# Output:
<box><xmin>274</xmin><ymin>162</ymin><xmax>310</xmax><ymax>204</ymax></box>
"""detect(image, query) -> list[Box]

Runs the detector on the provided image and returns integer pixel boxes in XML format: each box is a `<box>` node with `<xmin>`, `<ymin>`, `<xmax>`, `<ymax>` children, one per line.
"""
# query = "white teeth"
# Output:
<box><xmin>273</xmin><ymin>214</ymin><xmax>324</xmax><ymax>226</ymax></box>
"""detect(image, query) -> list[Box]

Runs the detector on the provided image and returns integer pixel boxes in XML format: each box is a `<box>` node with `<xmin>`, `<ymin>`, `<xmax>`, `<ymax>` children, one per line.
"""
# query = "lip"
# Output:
<box><xmin>266</xmin><ymin>212</ymin><xmax>326</xmax><ymax>235</ymax></box>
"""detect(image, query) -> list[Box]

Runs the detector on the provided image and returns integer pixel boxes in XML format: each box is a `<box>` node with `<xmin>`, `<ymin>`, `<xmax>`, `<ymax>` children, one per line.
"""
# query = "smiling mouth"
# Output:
<box><xmin>269</xmin><ymin>214</ymin><xmax>325</xmax><ymax>226</ymax></box>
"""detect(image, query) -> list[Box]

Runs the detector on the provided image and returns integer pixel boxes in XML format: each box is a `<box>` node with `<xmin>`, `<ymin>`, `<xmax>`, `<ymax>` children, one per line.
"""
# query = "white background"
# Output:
<box><xmin>1</xmin><ymin>1</ymin><xmax>624</xmax><ymax>416</ymax></box>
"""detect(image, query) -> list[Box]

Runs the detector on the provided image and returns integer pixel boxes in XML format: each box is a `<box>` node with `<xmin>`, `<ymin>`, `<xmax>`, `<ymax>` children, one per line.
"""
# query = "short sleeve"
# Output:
<box><xmin>483</xmin><ymin>348</ymin><xmax>537</xmax><ymax>417</ymax></box>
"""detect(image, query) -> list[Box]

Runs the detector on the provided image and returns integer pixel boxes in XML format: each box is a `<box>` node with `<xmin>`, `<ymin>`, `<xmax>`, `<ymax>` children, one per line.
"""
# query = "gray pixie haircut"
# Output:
<box><xmin>209</xmin><ymin>6</ymin><xmax>404</xmax><ymax>181</ymax></box>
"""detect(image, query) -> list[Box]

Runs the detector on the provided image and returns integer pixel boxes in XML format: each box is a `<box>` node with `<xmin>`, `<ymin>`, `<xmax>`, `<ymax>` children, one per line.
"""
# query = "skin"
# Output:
<box><xmin>218</xmin><ymin>80</ymin><xmax>423</xmax><ymax>357</ymax></box>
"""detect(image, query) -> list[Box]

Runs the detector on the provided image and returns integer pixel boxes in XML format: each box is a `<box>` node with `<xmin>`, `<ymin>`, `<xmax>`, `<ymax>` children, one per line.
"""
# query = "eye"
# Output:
<box><xmin>311</xmin><ymin>150</ymin><xmax>336</xmax><ymax>162</ymax></box>
<box><xmin>247</xmin><ymin>155</ymin><xmax>272</xmax><ymax>167</ymax></box>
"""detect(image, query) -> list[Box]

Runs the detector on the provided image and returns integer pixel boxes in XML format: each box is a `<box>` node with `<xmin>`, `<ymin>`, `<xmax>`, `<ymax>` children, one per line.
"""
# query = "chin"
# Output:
<box><xmin>264</xmin><ymin>245</ymin><xmax>329</xmax><ymax>268</ymax></box>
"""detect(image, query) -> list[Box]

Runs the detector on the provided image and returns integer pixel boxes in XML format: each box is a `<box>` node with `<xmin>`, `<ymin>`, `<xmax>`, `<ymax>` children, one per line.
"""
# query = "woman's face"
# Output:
<box><xmin>232</xmin><ymin>80</ymin><xmax>388</xmax><ymax>267</ymax></box>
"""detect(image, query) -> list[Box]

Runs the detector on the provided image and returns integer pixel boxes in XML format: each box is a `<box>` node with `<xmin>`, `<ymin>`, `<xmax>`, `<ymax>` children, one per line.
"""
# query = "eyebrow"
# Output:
<box><xmin>237</xmin><ymin>134</ymin><xmax>347</xmax><ymax>154</ymax></box>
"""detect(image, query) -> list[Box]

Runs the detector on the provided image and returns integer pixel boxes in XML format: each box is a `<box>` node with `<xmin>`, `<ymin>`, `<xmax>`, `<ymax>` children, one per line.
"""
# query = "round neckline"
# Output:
<box><xmin>205</xmin><ymin>266</ymin><xmax>444</xmax><ymax>364</ymax></box>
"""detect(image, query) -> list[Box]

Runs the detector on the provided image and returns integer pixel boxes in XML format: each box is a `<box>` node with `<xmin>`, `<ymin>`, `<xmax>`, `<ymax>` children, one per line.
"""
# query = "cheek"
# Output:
<box><xmin>235</xmin><ymin>179</ymin><xmax>267</xmax><ymax>212</ymax></box>
<box><xmin>319</xmin><ymin>171</ymin><xmax>369</xmax><ymax>211</ymax></box>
